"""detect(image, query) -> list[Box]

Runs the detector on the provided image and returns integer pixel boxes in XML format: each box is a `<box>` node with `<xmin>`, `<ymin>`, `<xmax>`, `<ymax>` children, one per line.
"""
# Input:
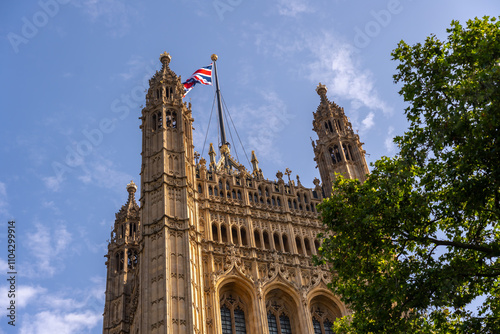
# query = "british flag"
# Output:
<box><xmin>182</xmin><ymin>63</ymin><xmax>213</xmax><ymax>97</ymax></box>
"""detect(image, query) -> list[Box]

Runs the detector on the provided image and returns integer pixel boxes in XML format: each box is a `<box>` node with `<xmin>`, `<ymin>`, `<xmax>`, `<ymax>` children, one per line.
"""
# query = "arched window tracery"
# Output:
<box><xmin>266</xmin><ymin>298</ymin><xmax>293</xmax><ymax>334</ymax></box>
<box><xmin>310</xmin><ymin>303</ymin><xmax>339</xmax><ymax>334</ymax></box>
<box><xmin>220</xmin><ymin>294</ymin><xmax>248</xmax><ymax>334</ymax></box>
<box><xmin>166</xmin><ymin>110</ymin><xmax>176</xmax><ymax>128</ymax></box>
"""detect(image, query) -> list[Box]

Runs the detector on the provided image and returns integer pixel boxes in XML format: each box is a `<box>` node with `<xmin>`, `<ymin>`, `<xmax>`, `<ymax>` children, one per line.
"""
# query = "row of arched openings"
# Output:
<box><xmin>114</xmin><ymin>249</ymin><xmax>138</xmax><ymax>272</ymax></box>
<box><xmin>324</xmin><ymin>119</ymin><xmax>342</xmax><ymax>134</ymax></box>
<box><xmin>219</xmin><ymin>289</ymin><xmax>338</xmax><ymax>334</ymax></box>
<box><xmin>212</xmin><ymin>223</ymin><xmax>320</xmax><ymax>255</ymax></box>
<box><xmin>328</xmin><ymin>144</ymin><xmax>355</xmax><ymax>164</ymax></box>
<box><xmin>152</xmin><ymin>110</ymin><xmax>177</xmax><ymax>130</ymax></box>
<box><xmin>114</xmin><ymin>222</ymin><xmax>138</xmax><ymax>240</ymax></box>
<box><xmin>154</xmin><ymin>86</ymin><xmax>174</xmax><ymax>100</ymax></box>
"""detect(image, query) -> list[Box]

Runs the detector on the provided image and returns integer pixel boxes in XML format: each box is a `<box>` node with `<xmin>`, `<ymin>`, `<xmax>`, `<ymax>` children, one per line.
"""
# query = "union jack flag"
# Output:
<box><xmin>182</xmin><ymin>63</ymin><xmax>213</xmax><ymax>97</ymax></box>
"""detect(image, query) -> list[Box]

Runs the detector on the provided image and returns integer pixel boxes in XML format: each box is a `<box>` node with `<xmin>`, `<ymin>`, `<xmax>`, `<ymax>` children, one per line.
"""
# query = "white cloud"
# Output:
<box><xmin>20</xmin><ymin>310</ymin><xmax>101</xmax><ymax>334</ymax></box>
<box><xmin>4</xmin><ymin>278</ymin><xmax>105</xmax><ymax>333</ymax></box>
<box><xmin>306</xmin><ymin>33</ymin><xmax>392</xmax><ymax>116</ymax></box>
<box><xmin>42</xmin><ymin>176</ymin><xmax>63</xmax><ymax>192</ymax></box>
<box><xmin>251</xmin><ymin>27</ymin><xmax>392</xmax><ymax>128</ymax></box>
<box><xmin>277</xmin><ymin>0</ymin><xmax>314</xmax><ymax>17</ymax></box>
<box><xmin>23</xmin><ymin>223</ymin><xmax>72</xmax><ymax>277</ymax></box>
<box><xmin>234</xmin><ymin>91</ymin><xmax>294</xmax><ymax>164</ymax></box>
<box><xmin>18</xmin><ymin>285</ymin><xmax>47</xmax><ymax>309</ymax></box>
<box><xmin>385</xmin><ymin>126</ymin><xmax>396</xmax><ymax>153</ymax></box>
<box><xmin>0</xmin><ymin>182</ymin><xmax>8</xmax><ymax>216</ymax></box>
<box><xmin>0</xmin><ymin>285</ymin><xmax>46</xmax><ymax>311</ymax></box>
<box><xmin>77</xmin><ymin>156</ymin><xmax>133</xmax><ymax>192</ymax></box>
<box><xmin>0</xmin><ymin>259</ymin><xmax>7</xmax><ymax>272</ymax></box>
<box><xmin>361</xmin><ymin>112</ymin><xmax>375</xmax><ymax>131</ymax></box>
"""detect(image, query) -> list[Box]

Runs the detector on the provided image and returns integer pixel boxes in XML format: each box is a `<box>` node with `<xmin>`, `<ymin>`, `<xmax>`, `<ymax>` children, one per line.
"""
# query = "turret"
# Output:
<box><xmin>103</xmin><ymin>181</ymin><xmax>140</xmax><ymax>334</ymax></box>
<box><xmin>312</xmin><ymin>83</ymin><xmax>369</xmax><ymax>197</ymax></box>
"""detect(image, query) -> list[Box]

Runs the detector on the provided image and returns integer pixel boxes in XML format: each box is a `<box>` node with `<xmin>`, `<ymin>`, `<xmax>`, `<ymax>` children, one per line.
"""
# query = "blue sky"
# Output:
<box><xmin>1</xmin><ymin>1</ymin><xmax>498</xmax><ymax>333</ymax></box>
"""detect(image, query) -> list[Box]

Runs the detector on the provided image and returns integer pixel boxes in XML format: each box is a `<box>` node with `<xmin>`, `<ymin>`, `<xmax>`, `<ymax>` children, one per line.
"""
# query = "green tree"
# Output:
<box><xmin>316</xmin><ymin>17</ymin><xmax>500</xmax><ymax>333</ymax></box>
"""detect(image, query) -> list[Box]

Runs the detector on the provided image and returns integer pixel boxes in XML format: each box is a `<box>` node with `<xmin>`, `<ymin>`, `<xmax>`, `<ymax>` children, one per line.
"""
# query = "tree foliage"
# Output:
<box><xmin>316</xmin><ymin>17</ymin><xmax>500</xmax><ymax>333</ymax></box>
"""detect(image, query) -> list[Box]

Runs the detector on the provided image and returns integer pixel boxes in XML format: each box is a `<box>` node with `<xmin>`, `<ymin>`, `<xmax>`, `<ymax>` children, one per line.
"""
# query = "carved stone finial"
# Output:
<box><xmin>276</xmin><ymin>171</ymin><xmax>283</xmax><ymax>180</ymax></box>
<box><xmin>313</xmin><ymin>177</ymin><xmax>320</xmax><ymax>186</ymax></box>
<box><xmin>127</xmin><ymin>180</ymin><xmax>137</xmax><ymax>193</ymax></box>
<box><xmin>160</xmin><ymin>52</ymin><xmax>171</xmax><ymax>66</ymax></box>
<box><xmin>316</xmin><ymin>83</ymin><xmax>327</xmax><ymax>96</ymax></box>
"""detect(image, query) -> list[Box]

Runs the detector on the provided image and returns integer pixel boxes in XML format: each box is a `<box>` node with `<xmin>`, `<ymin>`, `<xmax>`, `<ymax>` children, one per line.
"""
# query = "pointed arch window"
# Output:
<box><xmin>273</xmin><ymin>233</ymin><xmax>281</xmax><ymax>252</ymax></box>
<box><xmin>263</xmin><ymin>231</ymin><xmax>270</xmax><ymax>250</ymax></box>
<box><xmin>221</xmin><ymin>225</ymin><xmax>228</xmax><ymax>243</ymax></box>
<box><xmin>231</xmin><ymin>226</ymin><xmax>238</xmax><ymax>245</ymax></box>
<box><xmin>282</xmin><ymin>234</ymin><xmax>290</xmax><ymax>253</ymax></box>
<box><xmin>267</xmin><ymin>300</ymin><xmax>293</xmax><ymax>334</ymax></box>
<box><xmin>311</xmin><ymin>305</ymin><xmax>337</xmax><ymax>334</ymax></box>
<box><xmin>240</xmin><ymin>228</ymin><xmax>248</xmax><ymax>246</ymax></box>
<box><xmin>328</xmin><ymin>120</ymin><xmax>333</xmax><ymax>133</ymax></box>
<box><xmin>343</xmin><ymin>144</ymin><xmax>350</xmax><ymax>160</ymax></box>
<box><xmin>212</xmin><ymin>223</ymin><xmax>219</xmax><ymax>242</ymax></box>
<box><xmin>127</xmin><ymin>249</ymin><xmax>138</xmax><ymax>269</ymax></box>
<box><xmin>333</xmin><ymin>145</ymin><xmax>341</xmax><ymax>162</ymax></box>
<box><xmin>156</xmin><ymin>111</ymin><xmax>163</xmax><ymax>130</ymax></box>
<box><xmin>166</xmin><ymin>110</ymin><xmax>177</xmax><ymax>128</ymax></box>
<box><xmin>254</xmin><ymin>230</ymin><xmax>261</xmax><ymax>248</ymax></box>
<box><xmin>220</xmin><ymin>294</ymin><xmax>248</xmax><ymax>334</ymax></box>
<box><xmin>296</xmin><ymin>236</ymin><xmax>303</xmax><ymax>255</ymax></box>
<box><xmin>348</xmin><ymin>144</ymin><xmax>355</xmax><ymax>161</ymax></box>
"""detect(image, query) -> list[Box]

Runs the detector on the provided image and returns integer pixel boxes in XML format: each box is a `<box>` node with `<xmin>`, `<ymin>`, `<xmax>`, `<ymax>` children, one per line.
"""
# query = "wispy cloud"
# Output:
<box><xmin>77</xmin><ymin>155</ymin><xmax>133</xmax><ymax>192</ymax></box>
<box><xmin>276</xmin><ymin>0</ymin><xmax>314</xmax><ymax>17</ymax></box>
<box><xmin>361</xmin><ymin>111</ymin><xmax>375</xmax><ymax>131</ymax></box>
<box><xmin>42</xmin><ymin>175</ymin><xmax>63</xmax><ymax>192</ymax></box>
<box><xmin>20</xmin><ymin>310</ymin><xmax>101</xmax><ymax>334</ymax></box>
<box><xmin>23</xmin><ymin>223</ymin><xmax>72</xmax><ymax>277</ymax></box>
<box><xmin>250</xmin><ymin>27</ymin><xmax>392</xmax><ymax>131</ymax></box>
<box><xmin>74</xmin><ymin>0</ymin><xmax>138</xmax><ymax>37</ymax></box>
<box><xmin>385</xmin><ymin>126</ymin><xmax>396</xmax><ymax>154</ymax></box>
<box><xmin>0</xmin><ymin>285</ymin><xmax>46</xmax><ymax>310</ymax></box>
<box><xmin>305</xmin><ymin>32</ymin><xmax>392</xmax><ymax>116</ymax></box>
<box><xmin>233</xmin><ymin>91</ymin><xmax>294</xmax><ymax>164</ymax></box>
<box><xmin>0</xmin><ymin>182</ymin><xmax>8</xmax><ymax>216</ymax></box>
<box><xmin>4</xmin><ymin>279</ymin><xmax>105</xmax><ymax>333</ymax></box>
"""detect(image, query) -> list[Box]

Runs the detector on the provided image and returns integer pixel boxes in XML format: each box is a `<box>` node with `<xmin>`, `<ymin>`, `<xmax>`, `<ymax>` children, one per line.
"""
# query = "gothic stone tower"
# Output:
<box><xmin>312</xmin><ymin>83</ymin><xmax>369</xmax><ymax>197</ymax></box>
<box><xmin>103</xmin><ymin>54</ymin><xmax>369</xmax><ymax>334</ymax></box>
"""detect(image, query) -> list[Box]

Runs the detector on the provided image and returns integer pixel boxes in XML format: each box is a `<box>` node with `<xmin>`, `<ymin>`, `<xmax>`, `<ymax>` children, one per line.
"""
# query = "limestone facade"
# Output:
<box><xmin>102</xmin><ymin>53</ymin><xmax>369</xmax><ymax>334</ymax></box>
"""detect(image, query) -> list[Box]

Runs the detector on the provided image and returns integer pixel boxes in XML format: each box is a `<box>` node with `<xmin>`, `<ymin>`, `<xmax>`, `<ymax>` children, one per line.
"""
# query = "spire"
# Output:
<box><xmin>209</xmin><ymin>143</ymin><xmax>216</xmax><ymax>169</ymax></box>
<box><xmin>116</xmin><ymin>180</ymin><xmax>139</xmax><ymax>219</ymax></box>
<box><xmin>160</xmin><ymin>51</ymin><xmax>171</xmax><ymax>70</ymax></box>
<box><xmin>316</xmin><ymin>82</ymin><xmax>329</xmax><ymax>105</ymax></box>
<box><xmin>251</xmin><ymin>150</ymin><xmax>259</xmax><ymax>173</ymax></box>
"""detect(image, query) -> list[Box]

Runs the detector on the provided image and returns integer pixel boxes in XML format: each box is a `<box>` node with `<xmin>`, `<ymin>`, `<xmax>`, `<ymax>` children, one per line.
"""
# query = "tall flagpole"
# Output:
<box><xmin>211</xmin><ymin>54</ymin><xmax>231</xmax><ymax>168</ymax></box>
<box><xmin>211</xmin><ymin>54</ymin><xmax>229</xmax><ymax>148</ymax></box>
